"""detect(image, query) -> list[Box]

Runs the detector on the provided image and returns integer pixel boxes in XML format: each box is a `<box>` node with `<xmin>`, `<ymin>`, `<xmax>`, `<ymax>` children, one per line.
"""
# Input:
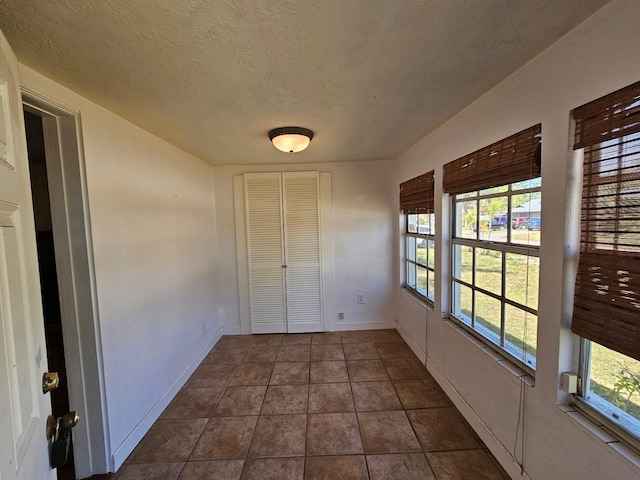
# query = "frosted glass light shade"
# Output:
<box><xmin>268</xmin><ymin>127</ymin><xmax>314</xmax><ymax>153</ymax></box>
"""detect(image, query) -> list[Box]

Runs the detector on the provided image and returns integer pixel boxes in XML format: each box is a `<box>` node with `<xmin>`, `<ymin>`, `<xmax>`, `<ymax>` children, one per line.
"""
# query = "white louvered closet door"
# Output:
<box><xmin>244</xmin><ymin>171</ymin><xmax>323</xmax><ymax>334</ymax></box>
<box><xmin>245</xmin><ymin>173</ymin><xmax>287</xmax><ymax>333</ymax></box>
<box><xmin>282</xmin><ymin>171</ymin><xmax>323</xmax><ymax>333</ymax></box>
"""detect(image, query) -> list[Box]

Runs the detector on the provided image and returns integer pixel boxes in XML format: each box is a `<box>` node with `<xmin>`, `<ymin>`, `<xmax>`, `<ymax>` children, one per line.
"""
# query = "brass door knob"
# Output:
<box><xmin>42</xmin><ymin>372</ymin><xmax>59</xmax><ymax>394</ymax></box>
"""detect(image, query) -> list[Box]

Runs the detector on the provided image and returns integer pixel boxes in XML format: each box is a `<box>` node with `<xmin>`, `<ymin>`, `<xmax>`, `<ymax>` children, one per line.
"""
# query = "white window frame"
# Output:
<box><xmin>404</xmin><ymin>212</ymin><xmax>435</xmax><ymax>303</ymax></box>
<box><xmin>450</xmin><ymin>181</ymin><xmax>541</xmax><ymax>373</ymax></box>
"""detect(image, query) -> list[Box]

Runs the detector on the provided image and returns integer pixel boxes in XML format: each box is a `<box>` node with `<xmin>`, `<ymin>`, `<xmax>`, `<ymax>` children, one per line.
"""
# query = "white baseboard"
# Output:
<box><xmin>111</xmin><ymin>326</ymin><xmax>223</xmax><ymax>469</ymax></box>
<box><xmin>394</xmin><ymin>320</ymin><xmax>427</xmax><ymax>364</ymax></box>
<box><xmin>426</xmin><ymin>358</ymin><xmax>532</xmax><ymax>480</ymax></box>
<box><xmin>334</xmin><ymin>319</ymin><xmax>395</xmax><ymax>331</ymax></box>
<box><xmin>221</xmin><ymin>324</ymin><xmax>242</xmax><ymax>335</ymax></box>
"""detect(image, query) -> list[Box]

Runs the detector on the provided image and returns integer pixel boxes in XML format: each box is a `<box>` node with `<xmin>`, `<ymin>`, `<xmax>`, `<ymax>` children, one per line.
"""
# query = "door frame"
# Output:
<box><xmin>22</xmin><ymin>88</ymin><xmax>110</xmax><ymax>477</ymax></box>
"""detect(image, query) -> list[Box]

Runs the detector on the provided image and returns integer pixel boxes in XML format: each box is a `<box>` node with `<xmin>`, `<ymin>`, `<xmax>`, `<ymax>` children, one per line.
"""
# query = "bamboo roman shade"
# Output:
<box><xmin>571</xmin><ymin>80</ymin><xmax>640</xmax><ymax>361</ymax></box>
<box><xmin>400</xmin><ymin>170</ymin><xmax>434</xmax><ymax>214</ymax></box>
<box><xmin>443</xmin><ymin>125</ymin><xmax>541</xmax><ymax>195</ymax></box>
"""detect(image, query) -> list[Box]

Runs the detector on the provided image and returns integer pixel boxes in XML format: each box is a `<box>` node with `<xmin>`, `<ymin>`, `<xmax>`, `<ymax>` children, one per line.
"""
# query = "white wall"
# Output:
<box><xmin>213</xmin><ymin>160</ymin><xmax>398</xmax><ymax>333</ymax></box>
<box><xmin>19</xmin><ymin>66</ymin><xmax>221</xmax><ymax>471</ymax></box>
<box><xmin>395</xmin><ymin>0</ymin><xmax>640</xmax><ymax>478</ymax></box>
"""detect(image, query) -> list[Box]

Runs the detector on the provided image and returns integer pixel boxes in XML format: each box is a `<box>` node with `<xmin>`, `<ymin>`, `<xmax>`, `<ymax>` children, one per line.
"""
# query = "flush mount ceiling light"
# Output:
<box><xmin>268</xmin><ymin>126</ymin><xmax>314</xmax><ymax>153</ymax></box>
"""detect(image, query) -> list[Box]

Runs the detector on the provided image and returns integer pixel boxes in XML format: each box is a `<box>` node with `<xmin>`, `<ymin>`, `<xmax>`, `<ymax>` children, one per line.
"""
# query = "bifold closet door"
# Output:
<box><xmin>244</xmin><ymin>171</ymin><xmax>323</xmax><ymax>334</ymax></box>
<box><xmin>282</xmin><ymin>172</ymin><xmax>323</xmax><ymax>333</ymax></box>
<box><xmin>245</xmin><ymin>173</ymin><xmax>287</xmax><ymax>333</ymax></box>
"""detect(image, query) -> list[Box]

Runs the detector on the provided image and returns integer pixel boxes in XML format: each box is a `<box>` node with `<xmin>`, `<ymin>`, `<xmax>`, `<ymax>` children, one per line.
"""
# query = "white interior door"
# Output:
<box><xmin>245</xmin><ymin>173</ymin><xmax>287</xmax><ymax>333</ymax></box>
<box><xmin>282</xmin><ymin>172</ymin><xmax>323</xmax><ymax>333</ymax></box>
<box><xmin>0</xmin><ymin>31</ymin><xmax>55</xmax><ymax>480</ymax></box>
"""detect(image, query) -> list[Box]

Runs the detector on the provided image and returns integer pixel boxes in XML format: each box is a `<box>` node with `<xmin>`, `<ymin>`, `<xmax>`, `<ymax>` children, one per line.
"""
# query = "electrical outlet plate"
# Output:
<box><xmin>357</xmin><ymin>293</ymin><xmax>365</xmax><ymax>304</ymax></box>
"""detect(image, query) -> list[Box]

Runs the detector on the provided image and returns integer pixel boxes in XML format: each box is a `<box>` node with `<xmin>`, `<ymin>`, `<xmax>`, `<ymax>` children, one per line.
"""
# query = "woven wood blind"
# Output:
<box><xmin>573</xmin><ymin>80</ymin><xmax>640</xmax><ymax>150</ymax></box>
<box><xmin>400</xmin><ymin>170</ymin><xmax>434</xmax><ymax>214</ymax></box>
<box><xmin>571</xmin><ymin>82</ymin><xmax>640</xmax><ymax>360</ymax></box>
<box><xmin>442</xmin><ymin>125</ymin><xmax>541</xmax><ymax>195</ymax></box>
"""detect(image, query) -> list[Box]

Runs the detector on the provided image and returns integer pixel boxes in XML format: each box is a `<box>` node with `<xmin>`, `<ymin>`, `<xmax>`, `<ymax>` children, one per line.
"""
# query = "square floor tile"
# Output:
<box><xmin>341</xmin><ymin>331</ymin><xmax>373</xmax><ymax>344</ymax></box>
<box><xmin>240</xmin><ymin>457</ymin><xmax>304</xmax><ymax>480</ymax></box>
<box><xmin>407</xmin><ymin>407</ymin><xmax>480</xmax><ymax>452</ymax></box>
<box><xmin>214</xmin><ymin>386</ymin><xmax>266</xmax><ymax>416</ymax></box>
<box><xmin>248</xmin><ymin>415</ymin><xmax>307</xmax><ymax>458</ymax></box>
<box><xmin>191</xmin><ymin>416</ymin><xmax>257</xmax><ymax>460</ymax></box>
<box><xmin>311</xmin><ymin>332</ymin><xmax>342</xmax><ymax>345</ymax></box>
<box><xmin>309</xmin><ymin>383</ymin><xmax>354</xmax><ymax>413</ymax></box>
<box><xmin>129</xmin><ymin>418</ymin><xmax>208</xmax><ymax>463</ymax></box>
<box><xmin>394</xmin><ymin>379</ymin><xmax>450</xmax><ymax>409</ymax></box>
<box><xmin>204</xmin><ymin>348</ymin><xmax>248</xmax><ymax>365</ymax></box>
<box><xmin>243</xmin><ymin>346</ymin><xmax>279</xmax><ymax>363</ymax></box>
<box><xmin>161</xmin><ymin>387</ymin><xmax>224</xmax><ymax>418</ymax></box>
<box><xmin>251</xmin><ymin>334</ymin><xmax>283</xmax><ymax>346</ymax></box>
<box><xmin>367</xmin><ymin>453</ymin><xmax>436</xmax><ymax>480</ymax></box>
<box><xmin>118</xmin><ymin>463</ymin><xmax>184</xmax><ymax>480</ymax></box>
<box><xmin>357</xmin><ymin>411</ymin><xmax>421</xmax><ymax>454</ymax></box>
<box><xmin>281</xmin><ymin>334</ymin><xmax>312</xmax><ymax>345</ymax></box>
<box><xmin>276</xmin><ymin>345</ymin><xmax>311</xmax><ymax>362</ymax></box>
<box><xmin>310</xmin><ymin>343</ymin><xmax>345</xmax><ymax>361</ymax></box>
<box><xmin>179</xmin><ymin>459</ymin><xmax>244</xmax><ymax>479</ymax></box>
<box><xmin>343</xmin><ymin>342</ymin><xmax>379</xmax><ymax>360</ymax></box>
<box><xmin>307</xmin><ymin>413</ymin><xmax>363</xmax><ymax>455</ymax></box>
<box><xmin>310</xmin><ymin>361</ymin><xmax>349</xmax><ymax>383</ymax></box>
<box><xmin>351</xmin><ymin>381</ymin><xmax>402</xmax><ymax>411</ymax></box>
<box><xmin>347</xmin><ymin>359</ymin><xmax>389</xmax><ymax>382</ymax></box>
<box><xmin>375</xmin><ymin>342</ymin><xmax>416</xmax><ymax>359</ymax></box>
<box><xmin>261</xmin><ymin>385</ymin><xmax>308</xmax><ymax>415</ymax></box>
<box><xmin>189</xmin><ymin>363</ymin><xmax>236</xmax><ymax>387</ymax></box>
<box><xmin>230</xmin><ymin>363</ymin><xmax>274</xmax><ymax>386</ymax></box>
<box><xmin>382</xmin><ymin>357</ymin><xmax>429</xmax><ymax>380</ymax></box>
<box><xmin>270</xmin><ymin>362</ymin><xmax>310</xmax><ymax>385</ymax></box>
<box><xmin>427</xmin><ymin>449</ymin><xmax>508</xmax><ymax>479</ymax></box>
<box><xmin>305</xmin><ymin>456</ymin><xmax>368</xmax><ymax>480</ymax></box>
<box><xmin>369</xmin><ymin>329</ymin><xmax>404</xmax><ymax>344</ymax></box>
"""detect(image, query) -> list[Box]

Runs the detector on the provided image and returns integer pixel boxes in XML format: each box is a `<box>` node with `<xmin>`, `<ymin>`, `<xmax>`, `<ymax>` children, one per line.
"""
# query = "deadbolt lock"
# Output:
<box><xmin>42</xmin><ymin>372</ymin><xmax>59</xmax><ymax>394</ymax></box>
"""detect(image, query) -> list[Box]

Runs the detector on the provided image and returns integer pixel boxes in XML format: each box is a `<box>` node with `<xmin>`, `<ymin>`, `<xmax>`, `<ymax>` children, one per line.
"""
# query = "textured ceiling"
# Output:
<box><xmin>0</xmin><ymin>0</ymin><xmax>609</xmax><ymax>165</ymax></box>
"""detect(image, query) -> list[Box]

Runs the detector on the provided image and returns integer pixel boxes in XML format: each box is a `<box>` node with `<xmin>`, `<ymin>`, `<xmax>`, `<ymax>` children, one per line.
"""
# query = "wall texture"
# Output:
<box><xmin>19</xmin><ymin>66</ymin><xmax>221</xmax><ymax>471</ymax></box>
<box><xmin>395</xmin><ymin>0</ymin><xmax>640</xmax><ymax>478</ymax></box>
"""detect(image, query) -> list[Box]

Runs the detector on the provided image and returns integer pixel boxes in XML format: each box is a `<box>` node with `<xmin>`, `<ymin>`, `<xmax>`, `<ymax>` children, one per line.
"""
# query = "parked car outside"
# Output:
<box><xmin>526</xmin><ymin>217</ymin><xmax>541</xmax><ymax>230</ymax></box>
<box><xmin>512</xmin><ymin>217</ymin><xmax>527</xmax><ymax>229</ymax></box>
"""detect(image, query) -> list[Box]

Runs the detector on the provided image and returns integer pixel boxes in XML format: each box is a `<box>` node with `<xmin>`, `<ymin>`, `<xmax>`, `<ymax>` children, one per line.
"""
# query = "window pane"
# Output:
<box><xmin>417</xmin><ymin>238</ymin><xmax>427</xmax><ymax>266</ymax></box>
<box><xmin>427</xmin><ymin>239</ymin><xmax>435</xmax><ymax>269</ymax></box>
<box><xmin>406</xmin><ymin>262</ymin><xmax>416</xmax><ymax>289</ymax></box>
<box><xmin>456</xmin><ymin>200</ymin><xmax>477</xmax><ymax>239</ymax></box>
<box><xmin>417</xmin><ymin>213</ymin><xmax>431</xmax><ymax>235</ymax></box>
<box><xmin>511</xmin><ymin>192</ymin><xmax>541</xmax><ymax>246</ymax></box>
<box><xmin>586</xmin><ymin>342</ymin><xmax>640</xmax><ymax>436</ymax></box>
<box><xmin>480</xmin><ymin>185</ymin><xmax>508</xmax><ymax>195</ymax></box>
<box><xmin>407</xmin><ymin>236</ymin><xmax>416</xmax><ymax>262</ymax></box>
<box><xmin>504</xmin><ymin>305</ymin><xmax>537</xmax><ymax>368</ymax></box>
<box><xmin>452</xmin><ymin>245</ymin><xmax>473</xmax><ymax>283</ymax></box>
<box><xmin>505</xmin><ymin>253</ymin><xmax>539</xmax><ymax>310</ymax></box>
<box><xmin>427</xmin><ymin>269</ymin><xmax>435</xmax><ymax>301</ymax></box>
<box><xmin>452</xmin><ymin>281</ymin><xmax>472</xmax><ymax>325</ymax></box>
<box><xmin>475</xmin><ymin>248</ymin><xmax>502</xmax><ymax>296</ymax></box>
<box><xmin>416</xmin><ymin>265</ymin><xmax>427</xmax><ymax>296</ymax></box>
<box><xmin>479</xmin><ymin>197</ymin><xmax>507</xmax><ymax>242</ymax></box>
<box><xmin>512</xmin><ymin>178</ymin><xmax>542</xmax><ymax>190</ymax></box>
<box><xmin>475</xmin><ymin>291</ymin><xmax>501</xmax><ymax>345</ymax></box>
<box><xmin>407</xmin><ymin>214</ymin><xmax>418</xmax><ymax>233</ymax></box>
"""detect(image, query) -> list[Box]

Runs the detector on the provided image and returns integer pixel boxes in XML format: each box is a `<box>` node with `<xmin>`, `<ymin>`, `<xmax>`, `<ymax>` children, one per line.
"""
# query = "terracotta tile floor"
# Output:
<box><xmin>97</xmin><ymin>330</ymin><xmax>509</xmax><ymax>480</ymax></box>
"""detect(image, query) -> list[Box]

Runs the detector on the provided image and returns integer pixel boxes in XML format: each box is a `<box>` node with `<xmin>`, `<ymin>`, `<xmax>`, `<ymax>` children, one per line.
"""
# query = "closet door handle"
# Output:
<box><xmin>282</xmin><ymin>265</ymin><xmax>287</xmax><ymax>268</ymax></box>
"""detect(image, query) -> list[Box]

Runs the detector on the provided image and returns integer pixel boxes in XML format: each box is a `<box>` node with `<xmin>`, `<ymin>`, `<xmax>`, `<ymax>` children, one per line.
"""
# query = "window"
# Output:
<box><xmin>444</xmin><ymin>125</ymin><xmax>541</xmax><ymax>371</ymax></box>
<box><xmin>572</xmin><ymin>80</ymin><xmax>640</xmax><ymax>439</ymax></box>
<box><xmin>400</xmin><ymin>171</ymin><xmax>435</xmax><ymax>302</ymax></box>
<box><xmin>406</xmin><ymin>212</ymin><xmax>435</xmax><ymax>301</ymax></box>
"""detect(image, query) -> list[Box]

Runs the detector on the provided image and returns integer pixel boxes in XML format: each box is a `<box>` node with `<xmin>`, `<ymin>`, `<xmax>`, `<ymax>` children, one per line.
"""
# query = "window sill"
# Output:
<box><xmin>559</xmin><ymin>402</ymin><xmax>640</xmax><ymax>470</ymax></box>
<box><xmin>445</xmin><ymin>317</ymin><xmax>535</xmax><ymax>385</ymax></box>
<box><xmin>401</xmin><ymin>286</ymin><xmax>434</xmax><ymax>312</ymax></box>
